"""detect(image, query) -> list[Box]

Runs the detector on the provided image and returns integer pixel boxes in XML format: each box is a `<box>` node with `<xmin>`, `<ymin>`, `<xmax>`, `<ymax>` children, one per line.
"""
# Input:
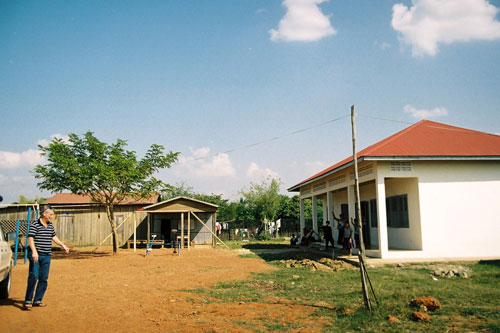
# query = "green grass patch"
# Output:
<box><xmin>183</xmin><ymin>252</ymin><xmax>500</xmax><ymax>332</ymax></box>
<box><xmin>238</xmin><ymin>253</ymin><xmax>261</xmax><ymax>259</ymax></box>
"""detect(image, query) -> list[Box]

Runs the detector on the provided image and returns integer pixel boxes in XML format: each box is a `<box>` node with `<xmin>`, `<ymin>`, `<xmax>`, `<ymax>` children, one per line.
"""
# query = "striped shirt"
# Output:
<box><xmin>28</xmin><ymin>219</ymin><xmax>56</xmax><ymax>256</ymax></box>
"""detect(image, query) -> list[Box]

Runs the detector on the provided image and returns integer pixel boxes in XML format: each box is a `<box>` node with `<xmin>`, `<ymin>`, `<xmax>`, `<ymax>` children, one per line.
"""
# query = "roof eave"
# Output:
<box><xmin>287</xmin><ymin>155</ymin><xmax>500</xmax><ymax>192</ymax></box>
<box><xmin>143</xmin><ymin>196</ymin><xmax>219</xmax><ymax>211</ymax></box>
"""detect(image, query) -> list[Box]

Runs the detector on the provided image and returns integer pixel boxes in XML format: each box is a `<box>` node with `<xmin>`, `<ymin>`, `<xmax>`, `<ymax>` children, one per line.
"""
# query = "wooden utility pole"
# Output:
<box><xmin>351</xmin><ymin>105</ymin><xmax>374</xmax><ymax>311</ymax></box>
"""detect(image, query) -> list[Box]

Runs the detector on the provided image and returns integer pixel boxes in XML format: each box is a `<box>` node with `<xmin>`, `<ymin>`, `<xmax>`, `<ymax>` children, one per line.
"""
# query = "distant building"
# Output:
<box><xmin>0</xmin><ymin>193</ymin><xmax>218</xmax><ymax>248</ymax></box>
<box><xmin>288</xmin><ymin>120</ymin><xmax>500</xmax><ymax>259</ymax></box>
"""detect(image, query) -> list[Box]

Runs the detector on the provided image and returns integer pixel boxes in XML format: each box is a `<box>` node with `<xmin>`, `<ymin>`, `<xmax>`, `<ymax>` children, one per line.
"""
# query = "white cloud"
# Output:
<box><xmin>175</xmin><ymin>147</ymin><xmax>236</xmax><ymax>179</ymax></box>
<box><xmin>404</xmin><ymin>104</ymin><xmax>449</xmax><ymax>119</ymax></box>
<box><xmin>0</xmin><ymin>133</ymin><xmax>73</xmax><ymax>170</ymax></box>
<box><xmin>269</xmin><ymin>0</ymin><xmax>336</xmax><ymax>42</ymax></box>
<box><xmin>392</xmin><ymin>0</ymin><xmax>500</xmax><ymax>57</ymax></box>
<box><xmin>0</xmin><ymin>149</ymin><xmax>44</xmax><ymax>169</ymax></box>
<box><xmin>246</xmin><ymin>162</ymin><xmax>280</xmax><ymax>181</ymax></box>
<box><xmin>189</xmin><ymin>146</ymin><xmax>210</xmax><ymax>159</ymax></box>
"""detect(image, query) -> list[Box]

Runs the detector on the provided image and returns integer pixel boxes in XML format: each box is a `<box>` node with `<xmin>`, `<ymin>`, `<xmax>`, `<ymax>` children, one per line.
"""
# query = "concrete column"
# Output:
<box><xmin>312</xmin><ymin>196</ymin><xmax>318</xmax><ymax>233</ymax></box>
<box><xmin>322</xmin><ymin>198</ymin><xmax>328</xmax><ymax>225</ymax></box>
<box><xmin>376</xmin><ymin>176</ymin><xmax>389</xmax><ymax>258</ymax></box>
<box><xmin>300</xmin><ymin>198</ymin><xmax>305</xmax><ymax>236</ymax></box>
<box><xmin>327</xmin><ymin>191</ymin><xmax>334</xmax><ymax>224</ymax></box>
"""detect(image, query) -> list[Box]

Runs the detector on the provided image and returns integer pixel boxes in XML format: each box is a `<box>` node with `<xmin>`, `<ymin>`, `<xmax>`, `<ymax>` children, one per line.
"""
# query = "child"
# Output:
<box><xmin>343</xmin><ymin>220</ymin><xmax>354</xmax><ymax>257</ymax></box>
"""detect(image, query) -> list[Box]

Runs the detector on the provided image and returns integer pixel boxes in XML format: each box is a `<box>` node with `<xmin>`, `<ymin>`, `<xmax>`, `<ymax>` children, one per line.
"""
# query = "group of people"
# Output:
<box><xmin>289</xmin><ymin>212</ymin><xmax>357</xmax><ymax>257</ymax></box>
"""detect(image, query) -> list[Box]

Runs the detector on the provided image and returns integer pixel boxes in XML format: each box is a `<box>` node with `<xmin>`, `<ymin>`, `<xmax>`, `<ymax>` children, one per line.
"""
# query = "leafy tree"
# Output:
<box><xmin>234</xmin><ymin>198</ymin><xmax>254</xmax><ymax>226</ymax></box>
<box><xmin>192</xmin><ymin>193</ymin><xmax>233</xmax><ymax>222</ymax></box>
<box><xmin>34</xmin><ymin>131</ymin><xmax>179</xmax><ymax>253</ymax></box>
<box><xmin>239</xmin><ymin>178</ymin><xmax>282</xmax><ymax>225</ymax></box>
<box><xmin>162</xmin><ymin>181</ymin><xmax>196</xmax><ymax>200</ymax></box>
<box><xmin>15</xmin><ymin>195</ymin><xmax>46</xmax><ymax>204</ymax></box>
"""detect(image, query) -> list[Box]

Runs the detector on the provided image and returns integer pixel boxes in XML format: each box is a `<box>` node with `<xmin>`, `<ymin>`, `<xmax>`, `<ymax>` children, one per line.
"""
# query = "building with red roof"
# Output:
<box><xmin>288</xmin><ymin>120</ymin><xmax>500</xmax><ymax>259</ymax></box>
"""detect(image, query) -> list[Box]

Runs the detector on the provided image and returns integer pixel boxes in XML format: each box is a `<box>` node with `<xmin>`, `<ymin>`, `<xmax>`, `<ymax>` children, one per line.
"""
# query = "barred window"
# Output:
<box><xmin>386</xmin><ymin>194</ymin><xmax>409</xmax><ymax>228</ymax></box>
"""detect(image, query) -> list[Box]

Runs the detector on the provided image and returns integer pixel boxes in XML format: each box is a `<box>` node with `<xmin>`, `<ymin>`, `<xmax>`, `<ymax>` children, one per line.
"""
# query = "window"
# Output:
<box><xmin>386</xmin><ymin>194</ymin><xmax>409</xmax><ymax>228</ymax></box>
<box><xmin>370</xmin><ymin>199</ymin><xmax>378</xmax><ymax>228</ymax></box>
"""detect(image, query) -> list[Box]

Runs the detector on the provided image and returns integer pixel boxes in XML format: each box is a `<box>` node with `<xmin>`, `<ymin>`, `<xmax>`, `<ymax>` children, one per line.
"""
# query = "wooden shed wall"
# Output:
<box><xmin>51</xmin><ymin>205</ymin><xmax>148</xmax><ymax>246</ymax></box>
<box><xmin>0</xmin><ymin>207</ymin><xmax>35</xmax><ymax>222</ymax></box>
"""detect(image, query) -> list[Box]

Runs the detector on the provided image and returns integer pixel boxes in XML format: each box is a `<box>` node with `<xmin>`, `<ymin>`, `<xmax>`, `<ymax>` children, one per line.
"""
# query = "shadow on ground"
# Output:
<box><xmin>478</xmin><ymin>259</ymin><xmax>500</xmax><ymax>268</ymax></box>
<box><xmin>241</xmin><ymin>244</ymin><xmax>335</xmax><ymax>263</ymax></box>
<box><xmin>51</xmin><ymin>249</ymin><xmax>111</xmax><ymax>260</ymax></box>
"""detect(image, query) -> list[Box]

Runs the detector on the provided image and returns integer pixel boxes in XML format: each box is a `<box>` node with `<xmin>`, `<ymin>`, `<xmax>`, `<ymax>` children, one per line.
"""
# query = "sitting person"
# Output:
<box><xmin>290</xmin><ymin>234</ymin><xmax>299</xmax><ymax>246</ymax></box>
<box><xmin>311</xmin><ymin>230</ymin><xmax>321</xmax><ymax>242</ymax></box>
<box><xmin>300</xmin><ymin>228</ymin><xmax>314</xmax><ymax>246</ymax></box>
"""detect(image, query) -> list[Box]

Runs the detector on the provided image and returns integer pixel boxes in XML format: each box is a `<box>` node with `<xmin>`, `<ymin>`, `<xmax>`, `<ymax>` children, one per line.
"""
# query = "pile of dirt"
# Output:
<box><xmin>279</xmin><ymin>258</ymin><xmax>356</xmax><ymax>272</ymax></box>
<box><xmin>410</xmin><ymin>296</ymin><xmax>442</xmax><ymax>311</ymax></box>
<box><xmin>408</xmin><ymin>296</ymin><xmax>442</xmax><ymax>323</ymax></box>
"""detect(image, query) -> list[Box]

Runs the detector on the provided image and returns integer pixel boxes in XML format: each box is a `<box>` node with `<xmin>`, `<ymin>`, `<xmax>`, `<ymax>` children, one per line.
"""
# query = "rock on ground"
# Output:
<box><xmin>279</xmin><ymin>258</ymin><xmax>356</xmax><ymax>272</ymax></box>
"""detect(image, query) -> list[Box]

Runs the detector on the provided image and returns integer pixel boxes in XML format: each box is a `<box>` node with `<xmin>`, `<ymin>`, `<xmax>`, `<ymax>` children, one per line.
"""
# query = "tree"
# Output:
<box><xmin>239</xmin><ymin>178</ymin><xmax>282</xmax><ymax>225</ymax></box>
<box><xmin>34</xmin><ymin>131</ymin><xmax>179</xmax><ymax>253</ymax></box>
<box><xmin>162</xmin><ymin>181</ymin><xmax>195</xmax><ymax>200</ymax></box>
<box><xmin>15</xmin><ymin>195</ymin><xmax>46</xmax><ymax>204</ymax></box>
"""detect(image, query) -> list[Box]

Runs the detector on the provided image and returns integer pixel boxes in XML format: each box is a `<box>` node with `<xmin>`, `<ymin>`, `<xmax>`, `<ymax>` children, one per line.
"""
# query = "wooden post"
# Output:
<box><xmin>181</xmin><ymin>212</ymin><xmax>184</xmax><ymax>249</ymax></box>
<box><xmin>147</xmin><ymin>213</ymin><xmax>150</xmax><ymax>244</ymax></box>
<box><xmin>351</xmin><ymin>104</ymin><xmax>373</xmax><ymax>311</ymax></box>
<box><xmin>187</xmin><ymin>211</ymin><xmax>191</xmax><ymax>250</ymax></box>
<box><xmin>133</xmin><ymin>212</ymin><xmax>137</xmax><ymax>252</ymax></box>
<box><xmin>213</xmin><ymin>212</ymin><xmax>217</xmax><ymax>247</ymax></box>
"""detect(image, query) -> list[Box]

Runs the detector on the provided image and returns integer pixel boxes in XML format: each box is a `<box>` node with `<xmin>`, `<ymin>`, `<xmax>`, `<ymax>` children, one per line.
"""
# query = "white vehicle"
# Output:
<box><xmin>0</xmin><ymin>224</ymin><xmax>13</xmax><ymax>299</ymax></box>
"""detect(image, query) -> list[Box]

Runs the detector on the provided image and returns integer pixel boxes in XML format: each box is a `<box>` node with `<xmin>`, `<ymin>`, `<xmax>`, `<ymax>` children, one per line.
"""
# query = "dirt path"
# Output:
<box><xmin>1</xmin><ymin>247</ymin><xmax>328</xmax><ymax>332</ymax></box>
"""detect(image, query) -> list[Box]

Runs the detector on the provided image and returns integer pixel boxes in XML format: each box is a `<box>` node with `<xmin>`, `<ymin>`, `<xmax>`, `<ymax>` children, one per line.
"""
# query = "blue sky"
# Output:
<box><xmin>1</xmin><ymin>0</ymin><xmax>500</xmax><ymax>204</ymax></box>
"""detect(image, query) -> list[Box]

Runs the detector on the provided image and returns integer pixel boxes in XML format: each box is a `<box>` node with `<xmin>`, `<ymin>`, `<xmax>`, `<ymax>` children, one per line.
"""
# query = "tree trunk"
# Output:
<box><xmin>105</xmin><ymin>204</ymin><xmax>119</xmax><ymax>254</ymax></box>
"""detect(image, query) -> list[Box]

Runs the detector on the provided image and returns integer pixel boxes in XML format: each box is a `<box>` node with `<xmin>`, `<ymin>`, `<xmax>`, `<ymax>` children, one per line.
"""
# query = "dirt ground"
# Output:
<box><xmin>1</xmin><ymin>247</ymin><xmax>331</xmax><ymax>332</ymax></box>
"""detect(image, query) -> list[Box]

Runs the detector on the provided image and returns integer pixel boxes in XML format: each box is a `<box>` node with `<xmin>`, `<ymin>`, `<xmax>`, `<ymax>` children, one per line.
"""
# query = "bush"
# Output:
<box><xmin>256</xmin><ymin>233</ymin><xmax>272</xmax><ymax>241</ymax></box>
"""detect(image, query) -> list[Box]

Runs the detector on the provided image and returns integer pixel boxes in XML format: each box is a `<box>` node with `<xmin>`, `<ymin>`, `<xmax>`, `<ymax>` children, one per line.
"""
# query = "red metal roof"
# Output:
<box><xmin>44</xmin><ymin>193</ymin><xmax>160</xmax><ymax>205</ymax></box>
<box><xmin>289</xmin><ymin>120</ymin><xmax>500</xmax><ymax>191</ymax></box>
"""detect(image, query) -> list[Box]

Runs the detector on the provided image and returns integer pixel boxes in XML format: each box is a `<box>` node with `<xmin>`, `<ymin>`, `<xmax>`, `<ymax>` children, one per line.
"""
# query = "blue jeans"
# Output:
<box><xmin>24</xmin><ymin>252</ymin><xmax>51</xmax><ymax>304</ymax></box>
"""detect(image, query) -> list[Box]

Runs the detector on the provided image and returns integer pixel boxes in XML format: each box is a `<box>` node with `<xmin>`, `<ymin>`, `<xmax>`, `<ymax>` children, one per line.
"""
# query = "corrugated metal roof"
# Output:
<box><xmin>288</xmin><ymin>120</ymin><xmax>500</xmax><ymax>191</ymax></box>
<box><xmin>143</xmin><ymin>196</ymin><xmax>218</xmax><ymax>211</ymax></box>
<box><xmin>44</xmin><ymin>193</ymin><xmax>160</xmax><ymax>205</ymax></box>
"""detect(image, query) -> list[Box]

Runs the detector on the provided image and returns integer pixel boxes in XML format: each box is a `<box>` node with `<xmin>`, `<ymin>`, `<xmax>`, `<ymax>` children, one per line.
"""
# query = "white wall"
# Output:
<box><xmin>416</xmin><ymin>161</ymin><xmax>500</xmax><ymax>258</ymax></box>
<box><xmin>383</xmin><ymin>177</ymin><xmax>422</xmax><ymax>250</ymax></box>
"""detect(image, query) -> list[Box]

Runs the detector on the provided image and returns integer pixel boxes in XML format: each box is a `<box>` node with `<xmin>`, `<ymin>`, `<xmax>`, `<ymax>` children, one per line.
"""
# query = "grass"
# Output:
<box><xmin>184</xmin><ymin>248</ymin><xmax>500</xmax><ymax>332</ymax></box>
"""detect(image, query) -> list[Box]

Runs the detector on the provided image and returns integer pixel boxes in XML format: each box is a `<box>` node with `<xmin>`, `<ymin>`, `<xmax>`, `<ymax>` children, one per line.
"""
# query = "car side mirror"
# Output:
<box><xmin>7</xmin><ymin>232</ymin><xmax>17</xmax><ymax>241</ymax></box>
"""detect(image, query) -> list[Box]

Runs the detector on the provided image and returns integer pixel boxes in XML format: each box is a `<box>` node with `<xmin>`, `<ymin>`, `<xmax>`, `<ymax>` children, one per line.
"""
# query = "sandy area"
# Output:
<box><xmin>1</xmin><ymin>247</ymin><xmax>330</xmax><ymax>332</ymax></box>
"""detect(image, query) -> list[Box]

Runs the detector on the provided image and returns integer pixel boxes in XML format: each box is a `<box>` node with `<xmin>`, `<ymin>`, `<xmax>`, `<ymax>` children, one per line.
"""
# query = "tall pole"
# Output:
<box><xmin>351</xmin><ymin>105</ymin><xmax>373</xmax><ymax>310</ymax></box>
